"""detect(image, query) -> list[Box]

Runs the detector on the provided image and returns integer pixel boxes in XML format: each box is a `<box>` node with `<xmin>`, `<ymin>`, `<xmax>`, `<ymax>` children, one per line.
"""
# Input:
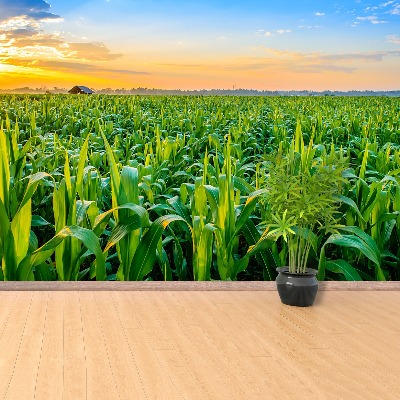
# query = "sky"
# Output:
<box><xmin>0</xmin><ymin>0</ymin><xmax>399</xmax><ymax>90</ymax></box>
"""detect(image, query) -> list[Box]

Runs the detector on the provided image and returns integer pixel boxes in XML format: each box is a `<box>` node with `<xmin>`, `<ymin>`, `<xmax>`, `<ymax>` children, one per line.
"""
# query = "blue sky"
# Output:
<box><xmin>0</xmin><ymin>0</ymin><xmax>399</xmax><ymax>89</ymax></box>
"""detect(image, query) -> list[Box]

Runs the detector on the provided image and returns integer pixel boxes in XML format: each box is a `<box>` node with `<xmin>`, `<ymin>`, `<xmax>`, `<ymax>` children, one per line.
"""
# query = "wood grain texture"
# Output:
<box><xmin>0</xmin><ymin>281</ymin><xmax>399</xmax><ymax>291</ymax></box>
<box><xmin>0</xmin><ymin>290</ymin><xmax>399</xmax><ymax>399</ymax></box>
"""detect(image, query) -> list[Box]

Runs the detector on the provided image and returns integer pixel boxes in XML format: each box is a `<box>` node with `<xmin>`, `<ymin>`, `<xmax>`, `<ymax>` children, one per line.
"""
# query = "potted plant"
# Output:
<box><xmin>259</xmin><ymin>138</ymin><xmax>346</xmax><ymax>306</ymax></box>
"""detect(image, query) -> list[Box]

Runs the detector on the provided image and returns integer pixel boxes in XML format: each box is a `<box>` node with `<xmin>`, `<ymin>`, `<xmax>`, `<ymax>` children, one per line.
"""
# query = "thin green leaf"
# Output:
<box><xmin>129</xmin><ymin>215</ymin><xmax>191</xmax><ymax>281</ymax></box>
<box><xmin>325</xmin><ymin>259</ymin><xmax>362</xmax><ymax>281</ymax></box>
<box><xmin>17</xmin><ymin>226</ymin><xmax>106</xmax><ymax>281</ymax></box>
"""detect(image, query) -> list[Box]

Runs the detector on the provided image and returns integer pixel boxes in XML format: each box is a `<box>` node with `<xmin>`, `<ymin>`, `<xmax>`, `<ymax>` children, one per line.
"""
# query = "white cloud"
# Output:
<box><xmin>365</xmin><ymin>1</ymin><xmax>395</xmax><ymax>11</ymax></box>
<box><xmin>381</xmin><ymin>1</ymin><xmax>395</xmax><ymax>7</ymax></box>
<box><xmin>356</xmin><ymin>15</ymin><xmax>388</xmax><ymax>24</ymax></box>
<box><xmin>256</xmin><ymin>29</ymin><xmax>291</xmax><ymax>37</ymax></box>
<box><xmin>387</xmin><ymin>34</ymin><xmax>400</xmax><ymax>44</ymax></box>
<box><xmin>314</xmin><ymin>12</ymin><xmax>325</xmax><ymax>16</ymax></box>
<box><xmin>298</xmin><ymin>25</ymin><xmax>321</xmax><ymax>29</ymax></box>
<box><xmin>388</xmin><ymin>4</ymin><xmax>400</xmax><ymax>14</ymax></box>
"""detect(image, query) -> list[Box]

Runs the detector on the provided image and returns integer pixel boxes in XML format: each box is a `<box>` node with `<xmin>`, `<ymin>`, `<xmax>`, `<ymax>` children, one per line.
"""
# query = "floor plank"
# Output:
<box><xmin>79</xmin><ymin>291</ymin><xmax>120</xmax><ymax>400</ymax></box>
<box><xmin>0</xmin><ymin>292</ymin><xmax>34</xmax><ymax>399</ymax></box>
<box><xmin>34</xmin><ymin>291</ymin><xmax>63</xmax><ymax>400</ymax></box>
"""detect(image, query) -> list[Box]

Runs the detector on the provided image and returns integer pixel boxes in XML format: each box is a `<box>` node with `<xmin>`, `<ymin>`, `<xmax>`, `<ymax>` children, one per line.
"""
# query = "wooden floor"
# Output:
<box><xmin>0</xmin><ymin>290</ymin><xmax>399</xmax><ymax>399</ymax></box>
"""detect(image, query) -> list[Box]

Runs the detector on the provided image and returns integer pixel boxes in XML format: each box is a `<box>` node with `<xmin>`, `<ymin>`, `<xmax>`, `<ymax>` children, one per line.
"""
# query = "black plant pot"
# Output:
<box><xmin>276</xmin><ymin>267</ymin><xmax>318</xmax><ymax>307</ymax></box>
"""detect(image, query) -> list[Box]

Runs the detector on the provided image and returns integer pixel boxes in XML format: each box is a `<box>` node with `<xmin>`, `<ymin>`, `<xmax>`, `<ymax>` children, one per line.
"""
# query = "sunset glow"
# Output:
<box><xmin>0</xmin><ymin>0</ymin><xmax>399</xmax><ymax>90</ymax></box>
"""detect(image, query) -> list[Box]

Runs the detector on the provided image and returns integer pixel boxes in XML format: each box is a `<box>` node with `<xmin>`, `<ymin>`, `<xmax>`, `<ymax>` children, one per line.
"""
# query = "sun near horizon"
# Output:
<box><xmin>0</xmin><ymin>0</ymin><xmax>399</xmax><ymax>91</ymax></box>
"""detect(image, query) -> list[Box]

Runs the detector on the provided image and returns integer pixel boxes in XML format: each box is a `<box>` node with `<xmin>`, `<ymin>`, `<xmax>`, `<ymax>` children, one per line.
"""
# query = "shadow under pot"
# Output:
<box><xmin>276</xmin><ymin>267</ymin><xmax>318</xmax><ymax>307</ymax></box>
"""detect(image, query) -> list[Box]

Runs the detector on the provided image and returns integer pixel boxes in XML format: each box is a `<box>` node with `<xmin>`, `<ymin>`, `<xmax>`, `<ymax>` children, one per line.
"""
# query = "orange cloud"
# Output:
<box><xmin>156</xmin><ymin>48</ymin><xmax>400</xmax><ymax>76</ymax></box>
<box><xmin>2</xmin><ymin>58</ymin><xmax>149</xmax><ymax>75</ymax></box>
<box><xmin>0</xmin><ymin>1</ymin><xmax>152</xmax><ymax>86</ymax></box>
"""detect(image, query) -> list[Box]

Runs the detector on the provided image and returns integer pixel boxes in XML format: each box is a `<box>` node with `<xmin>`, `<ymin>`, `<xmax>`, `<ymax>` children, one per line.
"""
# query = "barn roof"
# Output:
<box><xmin>68</xmin><ymin>85</ymin><xmax>94</xmax><ymax>94</ymax></box>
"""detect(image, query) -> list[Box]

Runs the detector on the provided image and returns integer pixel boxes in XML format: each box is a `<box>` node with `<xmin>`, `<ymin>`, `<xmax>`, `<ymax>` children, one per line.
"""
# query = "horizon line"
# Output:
<box><xmin>1</xmin><ymin>87</ymin><xmax>399</xmax><ymax>93</ymax></box>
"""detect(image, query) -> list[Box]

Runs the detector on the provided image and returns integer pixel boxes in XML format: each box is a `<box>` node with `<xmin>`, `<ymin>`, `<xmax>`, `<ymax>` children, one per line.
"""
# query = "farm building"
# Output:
<box><xmin>68</xmin><ymin>85</ymin><xmax>94</xmax><ymax>94</ymax></box>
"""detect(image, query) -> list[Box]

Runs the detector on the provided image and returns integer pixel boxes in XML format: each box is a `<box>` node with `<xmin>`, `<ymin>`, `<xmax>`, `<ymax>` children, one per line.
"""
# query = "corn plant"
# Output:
<box><xmin>0</xmin><ymin>94</ymin><xmax>399</xmax><ymax>281</ymax></box>
<box><xmin>0</xmin><ymin>124</ymin><xmax>105</xmax><ymax>280</ymax></box>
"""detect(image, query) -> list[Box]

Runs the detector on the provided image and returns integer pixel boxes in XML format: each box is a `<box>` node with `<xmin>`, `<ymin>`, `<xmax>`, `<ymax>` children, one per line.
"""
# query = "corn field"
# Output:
<box><xmin>0</xmin><ymin>94</ymin><xmax>399</xmax><ymax>281</ymax></box>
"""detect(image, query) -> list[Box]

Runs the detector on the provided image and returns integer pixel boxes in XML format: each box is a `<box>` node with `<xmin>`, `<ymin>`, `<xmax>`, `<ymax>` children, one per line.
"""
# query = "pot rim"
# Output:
<box><xmin>276</xmin><ymin>266</ymin><xmax>318</xmax><ymax>276</ymax></box>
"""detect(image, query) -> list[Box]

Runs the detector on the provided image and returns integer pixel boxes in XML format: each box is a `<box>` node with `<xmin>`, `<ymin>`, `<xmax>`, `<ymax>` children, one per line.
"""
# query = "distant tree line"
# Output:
<box><xmin>0</xmin><ymin>86</ymin><xmax>399</xmax><ymax>97</ymax></box>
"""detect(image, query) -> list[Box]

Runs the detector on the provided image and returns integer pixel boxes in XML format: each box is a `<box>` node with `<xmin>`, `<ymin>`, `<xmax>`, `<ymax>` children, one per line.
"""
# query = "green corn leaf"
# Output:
<box><xmin>0</xmin><ymin>126</ymin><xmax>10</xmax><ymax>215</ymax></box>
<box><xmin>171</xmin><ymin>231</ymin><xmax>187</xmax><ymax>280</ymax></box>
<box><xmin>34</xmin><ymin>263</ymin><xmax>56</xmax><ymax>281</ymax></box>
<box><xmin>322</xmin><ymin>228</ymin><xmax>385</xmax><ymax>280</ymax></box>
<box><xmin>359</xmin><ymin>142</ymin><xmax>369</xmax><ymax>180</ymax></box>
<box><xmin>233</xmin><ymin>189</ymin><xmax>265</xmax><ymax>239</ymax></box>
<box><xmin>93</xmin><ymin>203</ymin><xmax>149</xmax><ymax>235</ymax></box>
<box><xmin>192</xmin><ymin>184</ymin><xmax>209</xmax><ymax>218</ymax></box>
<box><xmin>18</xmin><ymin>172</ymin><xmax>53</xmax><ymax>214</ymax></box>
<box><xmin>383</xmin><ymin>219</ymin><xmax>396</xmax><ymax>248</ymax></box>
<box><xmin>381</xmin><ymin>250</ymin><xmax>400</xmax><ymax>261</ymax></box>
<box><xmin>242</xmin><ymin>219</ymin><xmax>278</xmax><ymax>280</ymax></box>
<box><xmin>372</xmin><ymin>212</ymin><xmax>399</xmax><ymax>226</ymax></box>
<box><xmin>325</xmin><ymin>259</ymin><xmax>362</xmax><ymax>281</ymax></box>
<box><xmin>180</xmin><ymin>183</ymin><xmax>194</xmax><ymax>203</ymax></box>
<box><xmin>334</xmin><ymin>194</ymin><xmax>365</xmax><ymax>222</ymax></box>
<box><xmin>233</xmin><ymin>176</ymin><xmax>254</xmax><ymax>195</ymax></box>
<box><xmin>76</xmin><ymin>135</ymin><xmax>90</xmax><ymax>201</ymax></box>
<box><xmin>10</xmin><ymin>198</ymin><xmax>32</xmax><ymax>265</ymax></box>
<box><xmin>156</xmin><ymin>239</ymin><xmax>172</xmax><ymax>281</ymax></box>
<box><xmin>2</xmin><ymin>229</ymin><xmax>18</xmax><ymax>280</ymax></box>
<box><xmin>0</xmin><ymin>198</ymin><xmax>10</xmax><ymax>261</ymax></box>
<box><xmin>195</xmin><ymin>222</ymin><xmax>217</xmax><ymax>281</ymax></box>
<box><xmin>204</xmin><ymin>184</ymin><xmax>219</xmax><ymax>211</ymax></box>
<box><xmin>167</xmin><ymin>196</ymin><xmax>192</xmax><ymax>224</ymax></box>
<box><xmin>63</xmin><ymin>152</ymin><xmax>73</xmax><ymax>202</ymax></box>
<box><xmin>388</xmin><ymin>168</ymin><xmax>400</xmax><ymax>177</ymax></box>
<box><xmin>120</xmin><ymin>166</ymin><xmax>139</xmax><ymax>204</ymax></box>
<box><xmin>31</xmin><ymin>215</ymin><xmax>52</xmax><ymax>227</ymax></box>
<box><xmin>247</xmin><ymin>234</ymin><xmax>275</xmax><ymax>258</ymax></box>
<box><xmin>214</xmin><ymin>227</ymin><xmax>230</xmax><ymax>280</ymax></box>
<box><xmin>76</xmin><ymin>200</ymin><xmax>97</xmax><ymax>226</ymax></box>
<box><xmin>29</xmin><ymin>230</ymin><xmax>38</xmax><ymax>253</ymax></box>
<box><xmin>380</xmin><ymin>175</ymin><xmax>399</xmax><ymax>187</ymax></box>
<box><xmin>53</xmin><ymin>179</ymin><xmax>68</xmax><ymax>280</ymax></box>
<box><xmin>17</xmin><ymin>225</ymin><xmax>106</xmax><ymax>281</ymax></box>
<box><xmin>129</xmin><ymin>215</ymin><xmax>191</xmax><ymax>281</ymax></box>
<box><xmin>14</xmin><ymin>137</ymin><xmax>31</xmax><ymax>175</ymax></box>
<box><xmin>104</xmin><ymin>214</ymin><xmax>142</xmax><ymax>253</ymax></box>
<box><xmin>100</xmin><ymin>128</ymin><xmax>121</xmax><ymax>208</ymax></box>
<box><xmin>234</xmin><ymin>256</ymin><xmax>250</xmax><ymax>276</ymax></box>
<box><xmin>337</xmin><ymin>226</ymin><xmax>381</xmax><ymax>264</ymax></box>
<box><xmin>361</xmin><ymin>185</ymin><xmax>378</xmax><ymax>220</ymax></box>
<box><xmin>342</xmin><ymin>169</ymin><xmax>358</xmax><ymax>180</ymax></box>
<box><xmin>323</xmin><ymin>234</ymin><xmax>380</xmax><ymax>266</ymax></box>
<box><xmin>318</xmin><ymin>241</ymin><xmax>326</xmax><ymax>281</ymax></box>
<box><xmin>148</xmin><ymin>204</ymin><xmax>173</xmax><ymax>214</ymax></box>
